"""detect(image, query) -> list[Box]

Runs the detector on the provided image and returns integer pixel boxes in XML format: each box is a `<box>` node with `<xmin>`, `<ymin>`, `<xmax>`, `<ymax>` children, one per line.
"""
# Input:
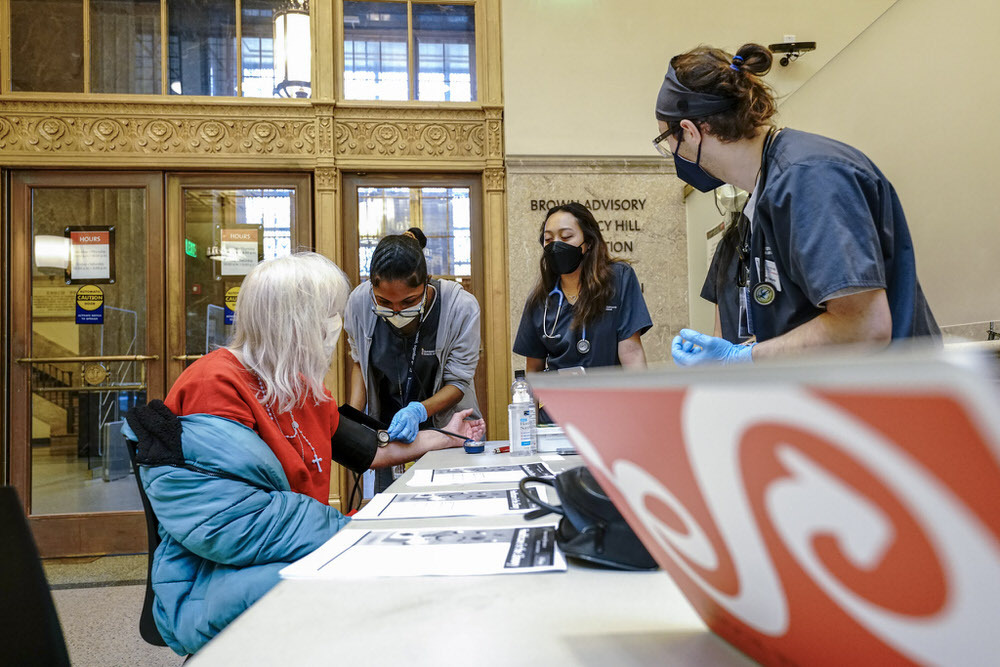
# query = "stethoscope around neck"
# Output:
<box><xmin>541</xmin><ymin>284</ymin><xmax>591</xmax><ymax>355</ymax></box>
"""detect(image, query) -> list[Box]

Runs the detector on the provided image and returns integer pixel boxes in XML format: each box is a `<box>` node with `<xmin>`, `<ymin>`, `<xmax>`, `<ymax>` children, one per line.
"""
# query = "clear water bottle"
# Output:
<box><xmin>508</xmin><ymin>370</ymin><xmax>537</xmax><ymax>456</ymax></box>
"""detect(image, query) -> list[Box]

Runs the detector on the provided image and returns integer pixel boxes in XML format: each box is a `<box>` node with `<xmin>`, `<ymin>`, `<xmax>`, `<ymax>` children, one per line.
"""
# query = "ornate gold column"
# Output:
<box><xmin>482</xmin><ymin>105</ymin><xmax>509</xmax><ymax>441</ymax></box>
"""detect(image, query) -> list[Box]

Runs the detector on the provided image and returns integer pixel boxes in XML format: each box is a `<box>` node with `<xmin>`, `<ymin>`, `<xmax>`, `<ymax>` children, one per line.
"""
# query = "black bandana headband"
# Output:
<box><xmin>655</xmin><ymin>65</ymin><xmax>738</xmax><ymax>122</ymax></box>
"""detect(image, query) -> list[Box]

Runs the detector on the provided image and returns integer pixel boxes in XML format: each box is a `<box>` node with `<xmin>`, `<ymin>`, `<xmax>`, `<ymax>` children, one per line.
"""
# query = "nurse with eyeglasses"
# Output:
<box><xmin>344</xmin><ymin>229</ymin><xmax>483</xmax><ymax>492</ymax></box>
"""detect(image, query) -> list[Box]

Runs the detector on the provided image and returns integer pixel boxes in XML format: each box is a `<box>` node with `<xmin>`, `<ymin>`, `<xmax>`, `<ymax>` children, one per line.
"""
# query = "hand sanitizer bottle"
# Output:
<box><xmin>508</xmin><ymin>370</ymin><xmax>537</xmax><ymax>457</ymax></box>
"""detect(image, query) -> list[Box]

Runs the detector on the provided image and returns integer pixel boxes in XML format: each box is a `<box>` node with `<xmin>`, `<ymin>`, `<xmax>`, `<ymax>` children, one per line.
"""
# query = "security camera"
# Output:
<box><xmin>767</xmin><ymin>41</ymin><xmax>816</xmax><ymax>67</ymax></box>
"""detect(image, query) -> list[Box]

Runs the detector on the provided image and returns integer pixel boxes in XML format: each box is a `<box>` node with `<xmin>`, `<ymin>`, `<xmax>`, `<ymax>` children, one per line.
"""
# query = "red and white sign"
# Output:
<box><xmin>220</xmin><ymin>228</ymin><xmax>259</xmax><ymax>276</ymax></box>
<box><xmin>535</xmin><ymin>359</ymin><xmax>1000</xmax><ymax>666</ymax></box>
<box><xmin>70</xmin><ymin>230</ymin><xmax>111</xmax><ymax>280</ymax></box>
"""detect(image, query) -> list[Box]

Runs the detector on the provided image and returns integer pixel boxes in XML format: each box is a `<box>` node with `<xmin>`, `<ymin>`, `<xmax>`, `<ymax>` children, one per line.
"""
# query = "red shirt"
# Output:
<box><xmin>165</xmin><ymin>348</ymin><xmax>339</xmax><ymax>504</ymax></box>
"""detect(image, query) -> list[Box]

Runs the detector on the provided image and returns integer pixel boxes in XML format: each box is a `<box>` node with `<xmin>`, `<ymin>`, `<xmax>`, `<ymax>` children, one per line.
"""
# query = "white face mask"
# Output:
<box><xmin>385</xmin><ymin>312</ymin><xmax>420</xmax><ymax>329</ymax></box>
<box><xmin>322</xmin><ymin>313</ymin><xmax>343</xmax><ymax>358</ymax></box>
<box><xmin>371</xmin><ymin>284</ymin><xmax>427</xmax><ymax>331</ymax></box>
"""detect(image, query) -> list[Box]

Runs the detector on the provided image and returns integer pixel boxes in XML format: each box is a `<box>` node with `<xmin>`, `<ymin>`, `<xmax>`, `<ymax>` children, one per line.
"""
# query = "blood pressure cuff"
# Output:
<box><xmin>519</xmin><ymin>466</ymin><xmax>658</xmax><ymax>571</ymax></box>
<box><xmin>331</xmin><ymin>405</ymin><xmax>383</xmax><ymax>474</ymax></box>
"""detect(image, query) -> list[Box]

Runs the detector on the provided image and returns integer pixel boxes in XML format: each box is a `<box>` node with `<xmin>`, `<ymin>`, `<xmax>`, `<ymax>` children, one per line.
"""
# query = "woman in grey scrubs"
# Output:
<box><xmin>344</xmin><ymin>230</ymin><xmax>481</xmax><ymax>492</ymax></box>
<box><xmin>652</xmin><ymin>43</ymin><xmax>939</xmax><ymax>366</ymax></box>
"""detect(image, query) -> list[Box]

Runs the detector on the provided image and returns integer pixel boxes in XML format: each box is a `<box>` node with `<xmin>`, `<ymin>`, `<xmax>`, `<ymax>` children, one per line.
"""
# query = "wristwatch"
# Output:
<box><xmin>376</xmin><ymin>429</ymin><xmax>391</xmax><ymax>447</ymax></box>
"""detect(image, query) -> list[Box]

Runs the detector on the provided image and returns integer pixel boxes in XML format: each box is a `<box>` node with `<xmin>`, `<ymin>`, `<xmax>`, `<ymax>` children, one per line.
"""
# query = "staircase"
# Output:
<box><xmin>29</xmin><ymin>336</ymin><xmax>80</xmax><ymax>457</ymax></box>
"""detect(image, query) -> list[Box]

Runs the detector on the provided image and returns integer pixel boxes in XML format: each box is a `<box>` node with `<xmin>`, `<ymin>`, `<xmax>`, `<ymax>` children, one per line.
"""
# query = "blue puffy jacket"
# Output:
<box><xmin>123</xmin><ymin>406</ymin><xmax>350</xmax><ymax>656</ymax></box>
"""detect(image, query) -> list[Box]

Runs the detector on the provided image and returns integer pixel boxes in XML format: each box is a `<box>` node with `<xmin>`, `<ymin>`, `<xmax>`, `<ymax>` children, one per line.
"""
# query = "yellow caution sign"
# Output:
<box><xmin>76</xmin><ymin>284</ymin><xmax>104</xmax><ymax>324</ymax></box>
<box><xmin>225</xmin><ymin>286</ymin><xmax>240</xmax><ymax>310</ymax></box>
<box><xmin>225</xmin><ymin>286</ymin><xmax>240</xmax><ymax>324</ymax></box>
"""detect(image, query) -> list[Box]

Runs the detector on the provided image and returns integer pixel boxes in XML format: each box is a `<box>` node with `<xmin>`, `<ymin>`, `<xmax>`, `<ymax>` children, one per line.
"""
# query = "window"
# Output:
<box><xmin>343</xmin><ymin>1</ymin><xmax>476</xmax><ymax>102</ymax></box>
<box><xmin>9</xmin><ymin>0</ymin><xmax>311</xmax><ymax>98</ymax></box>
<box><xmin>356</xmin><ymin>187</ymin><xmax>472</xmax><ymax>281</ymax></box>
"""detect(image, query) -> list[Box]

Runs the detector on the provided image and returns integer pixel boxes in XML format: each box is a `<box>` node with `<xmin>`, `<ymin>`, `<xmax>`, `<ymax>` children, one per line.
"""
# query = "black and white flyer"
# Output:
<box><xmin>407</xmin><ymin>462</ymin><xmax>556</xmax><ymax>487</ymax></box>
<box><xmin>280</xmin><ymin>525</ymin><xmax>566</xmax><ymax>578</ymax></box>
<box><xmin>353</xmin><ymin>487</ymin><xmax>550</xmax><ymax>520</ymax></box>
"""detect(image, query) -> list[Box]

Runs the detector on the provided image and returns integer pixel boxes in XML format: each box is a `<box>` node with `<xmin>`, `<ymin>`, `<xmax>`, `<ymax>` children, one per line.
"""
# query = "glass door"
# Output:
<box><xmin>341</xmin><ymin>172</ymin><xmax>486</xmax><ymax>423</ymax></box>
<box><xmin>165</xmin><ymin>174</ymin><xmax>312</xmax><ymax>386</ymax></box>
<box><xmin>10</xmin><ymin>171</ymin><xmax>164</xmax><ymax>557</ymax></box>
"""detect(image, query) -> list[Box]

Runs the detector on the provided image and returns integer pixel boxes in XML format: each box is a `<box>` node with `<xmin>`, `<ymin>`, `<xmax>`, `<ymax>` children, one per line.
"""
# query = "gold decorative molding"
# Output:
<box><xmin>333</xmin><ymin>108</ymin><xmax>486</xmax><ymax>160</ymax></box>
<box><xmin>315</xmin><ymin>167</ymin><xmax>337</xmax><ymax>191</ymax></box>
<box><xmin>314</xmin><ymin>103</ymin><xmax>335</xmax><ymax>157</ymax></box>
<box><xmin>484</xmin><ymin>166</ymin><xmax>506</xmax><ymax>192</ymax></box>
<box><xmin>0</xmin><ymin>101</ymin><xmax>316</xmax><ymax>158</ymax></box>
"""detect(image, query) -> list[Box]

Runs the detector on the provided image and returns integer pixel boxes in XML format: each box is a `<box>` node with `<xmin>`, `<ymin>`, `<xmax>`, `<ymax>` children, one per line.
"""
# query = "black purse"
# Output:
<box><xmin>519</xmin><ymin>466</ymin><xmax>658</xmax><ymax>571</ymax></box>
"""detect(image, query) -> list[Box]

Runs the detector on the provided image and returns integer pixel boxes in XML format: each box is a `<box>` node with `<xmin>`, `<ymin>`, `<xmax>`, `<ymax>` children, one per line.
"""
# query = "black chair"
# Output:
<box><xmin>125</xmin><ymin>438</ymin><xmax>168</xmax><ymax>647</ymax></box>
<box><xmin>0</xmin><ymin>486</ymin><xmax>72</xmax><ymax>667</ymax></box>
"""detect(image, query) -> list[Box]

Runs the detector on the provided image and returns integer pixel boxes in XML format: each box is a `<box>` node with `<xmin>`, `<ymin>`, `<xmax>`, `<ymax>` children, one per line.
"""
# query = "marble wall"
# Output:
<box><xmin>506</xmin><ymin>157</ymin><xmax>687</xmax><ymax>369</ymax></box>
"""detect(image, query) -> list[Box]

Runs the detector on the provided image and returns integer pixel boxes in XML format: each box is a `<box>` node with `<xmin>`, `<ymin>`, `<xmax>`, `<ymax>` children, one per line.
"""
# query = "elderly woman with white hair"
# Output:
<box><xmin>123</xmin><ymin>252</ymin><xmax>484</xmax><ymax>656</ymax></box>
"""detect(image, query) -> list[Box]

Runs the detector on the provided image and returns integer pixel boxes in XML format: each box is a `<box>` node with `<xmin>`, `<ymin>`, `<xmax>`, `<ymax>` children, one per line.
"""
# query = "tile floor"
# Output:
<box><xmin>43</xmin><ymin>555</ymin><xmax>181</xmax><ymax>667</ymax></box>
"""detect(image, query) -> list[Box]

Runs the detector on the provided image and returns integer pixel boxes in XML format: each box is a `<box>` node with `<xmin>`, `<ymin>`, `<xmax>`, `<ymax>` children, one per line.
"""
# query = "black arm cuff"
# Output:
<box><xmin>331</xmin><ymin>414</ymin><xmax>379</xmax><ymax>475</ymax></box>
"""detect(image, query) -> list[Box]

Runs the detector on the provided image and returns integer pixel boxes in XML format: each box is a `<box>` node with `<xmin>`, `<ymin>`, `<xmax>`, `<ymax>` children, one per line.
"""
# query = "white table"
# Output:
<box><xmin>189</xmin><ymin>447</ymin><xmax>755</xmax><ymax>666</ymax></box>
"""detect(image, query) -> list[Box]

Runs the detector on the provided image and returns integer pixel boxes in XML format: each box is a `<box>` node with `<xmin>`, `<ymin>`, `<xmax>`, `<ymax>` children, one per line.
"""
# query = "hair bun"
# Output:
<box><xmin>404</xmin><ymin>227</ymin><xmax>428</xmax><ymax>249</ymax></box>
<box><xmin>734</xmin><ymin>43</ymin><xmax>772</xmax><ymax>76</ymax></box>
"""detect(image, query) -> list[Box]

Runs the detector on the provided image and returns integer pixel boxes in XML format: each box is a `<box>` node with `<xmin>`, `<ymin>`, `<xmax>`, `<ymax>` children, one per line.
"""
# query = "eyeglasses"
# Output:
<box><xmin>652</xmin><ymin>128</ymin><xmax>678</xmax><ymax>158</ymax></box>
<box><xmin>370</xmin><ymin>284</ymin><xmax>427</xmax><ymax>318</ymax></box>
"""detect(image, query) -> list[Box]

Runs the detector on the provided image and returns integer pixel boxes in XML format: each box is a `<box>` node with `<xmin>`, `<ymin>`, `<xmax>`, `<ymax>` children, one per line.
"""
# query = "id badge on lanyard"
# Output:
<box><xmin>739</xmin><ymin>286</ymin><xmax>754</xmax><ymax>339</ymax></box>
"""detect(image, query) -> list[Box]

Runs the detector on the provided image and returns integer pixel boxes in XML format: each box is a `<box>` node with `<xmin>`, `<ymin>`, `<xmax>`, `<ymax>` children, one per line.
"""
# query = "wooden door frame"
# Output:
<box><xmin>164</xmin><ymin>172</ymin><xmax>313</xmax><ymax>389</ymax></box>
<box><xmin>2</xmin><ymin>169</ymin><xmax>9</xmax><ymax>487</ymax></box>
<box><xmin>9</xmin><ymin>170</ymin><xmax>164</xmax><ymax>556</ymax></box>
<box><xmin>339</xmin><ymin>171</ymin><xmax>488</xmax><ymax>447</ymax></box>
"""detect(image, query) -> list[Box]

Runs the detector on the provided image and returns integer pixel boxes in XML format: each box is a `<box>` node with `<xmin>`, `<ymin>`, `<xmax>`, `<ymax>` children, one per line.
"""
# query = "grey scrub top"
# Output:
<box><xmin>746</xmin><ymin>129</ymin><xmax>939</xmax><ymax>341</ymax></box>
<box><xmin>513</xmin><ymin>261</ymin><xmax>652</xmax><ymax>370</ymax></box>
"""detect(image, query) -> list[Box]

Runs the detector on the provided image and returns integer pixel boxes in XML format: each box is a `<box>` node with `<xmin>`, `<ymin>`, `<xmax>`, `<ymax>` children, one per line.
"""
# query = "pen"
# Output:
<box><xmin>422</xmin><ymin>426</ymin><xmax>474</xmax><ymax>442</ymax></box>
<box><xmin>493</xmin><ymin>446</ymin><xmax>510</xmax><ymax>454</ymax></box>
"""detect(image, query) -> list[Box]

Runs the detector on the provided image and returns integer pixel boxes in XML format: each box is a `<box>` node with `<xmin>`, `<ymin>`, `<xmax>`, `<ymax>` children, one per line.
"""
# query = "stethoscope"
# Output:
<box><xmin>737</xmin><ymin>127</ymin><xmax>780</xmax><ymax>307</ymax></box>
<box><xmin>541</xmin><ymin>284</ymin><xmax>591</xmax><ymax>355</ymax></box>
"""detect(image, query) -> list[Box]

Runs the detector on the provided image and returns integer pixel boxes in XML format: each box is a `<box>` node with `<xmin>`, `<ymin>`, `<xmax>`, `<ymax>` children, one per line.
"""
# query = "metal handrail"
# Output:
<box><xmin>34</xmin><ymin>384</ymin><xmax>147</xmax><ymax>394</ymax></box>
<box><xmin>16</xmin><ymin>354</ymin><xmax>159</xmax><ymax>363</ymax></box>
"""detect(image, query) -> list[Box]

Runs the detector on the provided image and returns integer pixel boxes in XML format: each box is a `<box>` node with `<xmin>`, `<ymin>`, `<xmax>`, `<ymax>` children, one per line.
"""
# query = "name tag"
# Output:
<box><xmin>764</xmin><ymin>259</ymin><xmax>782</xmax><ymax>292</ymax></box>
<box><xmin>421</xmin><ymin>349</ymin><xmax>437</xmax><ymax>356</ymax></box>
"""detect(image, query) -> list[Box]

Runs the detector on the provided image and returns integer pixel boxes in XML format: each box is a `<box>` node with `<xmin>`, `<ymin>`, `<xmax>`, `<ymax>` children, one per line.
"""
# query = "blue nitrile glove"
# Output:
<box><xmin>387</xmin><ymin>401</ymin><xmax>428</xmax><ymax>443</ymax></box>
<box><xmin>671</xmin><ymin>328</ymin><xmax>756</xmax><ymax>366</ymax></box>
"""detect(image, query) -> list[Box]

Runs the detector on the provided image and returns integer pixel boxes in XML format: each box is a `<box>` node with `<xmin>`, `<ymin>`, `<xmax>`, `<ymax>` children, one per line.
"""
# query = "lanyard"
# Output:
<box><xmin>400</xmin><ymin>326</ymin><xmax>421</xmax><ymax>405</ymax></box>
<box><xmin>737</xmin><ymin>127</ymin><xmax>778</xmax><ymax>289</ymax></box>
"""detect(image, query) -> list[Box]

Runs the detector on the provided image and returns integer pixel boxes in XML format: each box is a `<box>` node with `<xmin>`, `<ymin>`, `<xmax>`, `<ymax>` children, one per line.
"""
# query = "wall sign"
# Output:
<box><xmin>75</xmin><ymin>284</ymin><xmax>104</xmax><ymax>325</ymax></box>
<box><xmin>224</xmin><ymin>286</ymin><xmax>240</xmax><ymax>325</ymax></box>
<box><xmin>527</xmin><ymin>198</ymin><xmax>646</xmax><ymax>256</ymax></box>
<box><xmin>33</xmin><ymin>285</ymin><xmax>77</xmax><ymax>318</ymax></box>
<box><xmin>220</xmin><ymin>228</ymin><xmax>259</xmax><ymax>276</ymax></box>
<box><xmin>66</xmin><ymin>226</ymin><xmax>116</xmax><ymax>284</ymax></box>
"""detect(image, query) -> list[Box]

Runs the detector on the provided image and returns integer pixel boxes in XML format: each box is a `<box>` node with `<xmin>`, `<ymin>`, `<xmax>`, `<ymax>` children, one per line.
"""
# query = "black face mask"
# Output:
<box><xmin>544</xmin><ymin>241</ymin><xmax>584</xmax><ymax>275</ymax></box>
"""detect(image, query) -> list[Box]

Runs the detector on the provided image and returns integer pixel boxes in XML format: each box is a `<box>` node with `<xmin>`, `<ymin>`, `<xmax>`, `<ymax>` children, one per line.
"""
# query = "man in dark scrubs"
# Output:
<box><xmin>654</xmin><ymin>43</ymin><xmax>938</xmax><ymax>365</ymax></box>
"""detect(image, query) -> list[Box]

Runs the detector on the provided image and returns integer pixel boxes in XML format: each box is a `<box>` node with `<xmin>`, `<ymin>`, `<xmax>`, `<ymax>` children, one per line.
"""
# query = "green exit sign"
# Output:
<box><xmin>185</xmin><ymin>239</ymin><xmax>197</xmax><ymax>257</ymax></box>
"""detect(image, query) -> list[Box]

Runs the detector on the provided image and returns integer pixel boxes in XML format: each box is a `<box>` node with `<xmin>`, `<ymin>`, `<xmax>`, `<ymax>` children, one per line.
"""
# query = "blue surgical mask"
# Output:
<box><xmin>673</xmin><ymin>135</ymin><xmax>725</xmax><ymax>192</ymax></box>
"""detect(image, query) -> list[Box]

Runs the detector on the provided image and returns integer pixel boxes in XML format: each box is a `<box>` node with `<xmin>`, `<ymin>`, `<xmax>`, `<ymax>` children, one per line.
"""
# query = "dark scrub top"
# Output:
<box><xmin>513</xmin><ymin>262</ymin><xmax>652</xmax><ymax>370</ymax></box>
<box><xmin>701</xmin><ymin>223</ymin><xmax>749</xmax><ymax>344</ymax></box>
<box><xmin>747</xmin><ymin>129</ymin><xmax>939</xmax><ymax>342</ymax></box>
<box><xmin>370</xmin><ymin>279</ymin><xmax>441</xmax><ymax>492</ymax></box>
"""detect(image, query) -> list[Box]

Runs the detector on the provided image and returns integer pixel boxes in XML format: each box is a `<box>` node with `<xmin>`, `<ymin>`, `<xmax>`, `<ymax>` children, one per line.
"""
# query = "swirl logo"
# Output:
<box><xmin>553</xmin><ymin>384</ymin><xmax>1000</xmax><ymax>666</ymax></box>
